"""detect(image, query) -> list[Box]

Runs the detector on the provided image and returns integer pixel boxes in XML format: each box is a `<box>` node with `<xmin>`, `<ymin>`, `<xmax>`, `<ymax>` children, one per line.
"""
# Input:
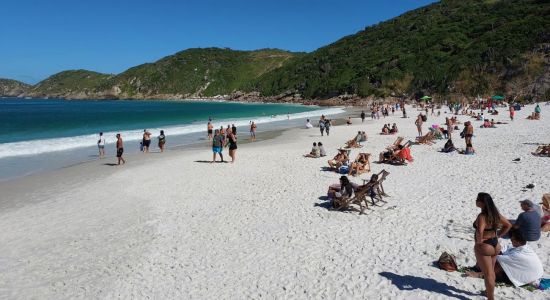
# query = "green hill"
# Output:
<box><xmin>250</xmin><ymin>0</ymin><xmax>550</xmax><ymax>100</ymax></box>
<box><xmin>31</xmin><ymin>70</ymin><xmax>114</xmax><ymax>97</ymax></box>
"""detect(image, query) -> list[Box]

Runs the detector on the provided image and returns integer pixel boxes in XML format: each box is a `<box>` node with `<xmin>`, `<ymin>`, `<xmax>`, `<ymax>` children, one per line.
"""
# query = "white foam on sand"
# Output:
<box><xmin>0</xmin><ymin>104</ymin><xmax>548</xmax><ymax>299</ymax></box>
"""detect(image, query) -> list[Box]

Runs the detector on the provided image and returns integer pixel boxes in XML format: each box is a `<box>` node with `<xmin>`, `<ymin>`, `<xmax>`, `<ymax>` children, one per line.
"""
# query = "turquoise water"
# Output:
<box><xmin>1</xmin><ymin>99</ymin><xmax>318</xmax><ymax>144</ymax></box>
<box><xmin>0</xmin><ymin>98</ymin><xmax>344</xmax><ymax>180</ymax></box>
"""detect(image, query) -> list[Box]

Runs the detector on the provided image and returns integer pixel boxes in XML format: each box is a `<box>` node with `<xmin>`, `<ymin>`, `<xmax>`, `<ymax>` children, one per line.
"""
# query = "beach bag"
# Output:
<box><xmin>339</xmin><ymin>166</ymin><xmax>349</xmax><ymax>174</ymax></box>
<box><xmin>438</xmin><ymin>252</ymin><xmax>457</xmax><ymax>272</ymax></box>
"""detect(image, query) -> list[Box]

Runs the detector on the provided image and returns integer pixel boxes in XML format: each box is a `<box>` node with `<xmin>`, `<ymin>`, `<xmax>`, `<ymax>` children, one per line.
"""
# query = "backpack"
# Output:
<box><xmin>438</xmin><ymin>252</ymin><xmax>458</xmax><ymax>272</ymax></box>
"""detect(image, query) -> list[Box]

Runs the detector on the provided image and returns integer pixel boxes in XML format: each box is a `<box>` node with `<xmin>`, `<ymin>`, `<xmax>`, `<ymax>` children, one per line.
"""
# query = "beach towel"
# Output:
<box><xmin>397</xmin><ymin>148</ymin><xmax>413</xmax><ymax>162</ymax></box>
<box><xmin>496</xmin><ymin>244</ymin><xmax>544</xmax><ymax>287</ymax></box>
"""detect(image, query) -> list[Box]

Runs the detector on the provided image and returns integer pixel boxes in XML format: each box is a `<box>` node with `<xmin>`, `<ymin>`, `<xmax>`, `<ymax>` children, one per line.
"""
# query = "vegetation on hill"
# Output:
<box><xmin>31</xmin><ymin>70</ymin><xmax>114</xmax><ymax>96</ymax></box>
<box><xmin>249</xmin><ymin>0</ymin><xmax>550</xmax><ymax>100</ymax></box>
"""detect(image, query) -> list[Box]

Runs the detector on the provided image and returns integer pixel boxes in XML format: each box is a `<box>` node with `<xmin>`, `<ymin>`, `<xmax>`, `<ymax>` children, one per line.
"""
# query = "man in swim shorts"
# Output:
<box><xmin>116</xmin><ymin>133</ymin><xmax>125</xmax><ymax>165</ymax></box>
<box><xmin>212</xmin><ymin>129</ymin><xmax>225</xmax><ymax>163</ymax></box>
<box><xmin>142</xmin><ymin>129</ymin><xmax>152</xmax><ymax>153</ymax></box>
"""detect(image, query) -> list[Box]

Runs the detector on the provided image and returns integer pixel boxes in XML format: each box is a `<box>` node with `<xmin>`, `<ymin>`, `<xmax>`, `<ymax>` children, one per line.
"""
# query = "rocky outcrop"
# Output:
<box><xmin>0</xmin><ymin>79</ymin><xmax>31</xmax><ymax>97</ymax></box>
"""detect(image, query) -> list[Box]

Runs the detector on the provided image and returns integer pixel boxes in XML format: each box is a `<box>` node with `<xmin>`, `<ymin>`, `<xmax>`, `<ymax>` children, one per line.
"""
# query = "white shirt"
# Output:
<box><xmin>497</xmin><ymin>243</ymin><xmax>543</xmax><ymax>287</ymax></box>
<box><xmin>98</xmin><ymin>136</ymin><xmax>106</xmax><ymax>146</ymax></box>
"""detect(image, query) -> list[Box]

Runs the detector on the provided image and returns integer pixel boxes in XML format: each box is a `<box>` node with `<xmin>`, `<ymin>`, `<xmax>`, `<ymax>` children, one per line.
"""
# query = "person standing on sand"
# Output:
<box><xmin>116</xmin><ymin>133</ymin><xmax>125</xmax><ymax>165</ymax></box>
<box><xmin>319</xmin><ymin>118</ymin><xmax>325</xmax><ymax>136</ymax></box>
<box><xmin>97</xmin><ymin>132</ymin><xmax>106</xmax><ymax>158</ymax></box>
<box><xmin>415</xmin><ymin>114</ymin><xmax>423</xmax><ymax>137</ymax></box>
<box><xmin>360</xmin><ymin>110</ymin><xmax>365</xmax><ymax>123</ymax></box>
<box><xmin>207</xmin><ymin>122</ymin><xmax>213</xmax><ymax>139</ymax></box>
<box><xmin>445</xmin><ymin>117</ymin><xmax>453</xmax><ymax>139</ymax></box>
<box><xmin>226</xmin><ymin>128</ymin><xmax>238</xmax><ymax>163</ymax></box>
<box><xmin>509</xmin><ymin>106</ymin><xmax>515</xmax><ymax>121</ymax></box>
<box><xmin>462</xmin><ymin>121</ymin><xmax>475</xmax><ymax>154</ymax></box>
<box><xmin>158</xmin><ymin>130</ymin><xmax>166</xmax><ymax>153</ymax></box>
<box><xmin>142</xmin><ymin>129</ymin><xmax>152</xmax><ymax>153</ymax></box>
<box><xmin>250</xmin><ymin>121</ymin><xmax>256</xmax><ymax>141</ymax></box>
<box><xmin>324</xmin><ymin>119</ymin><xmax>331</xmax><ymax>136</ymax></box>
<box><xmin>212</xmin><ymin>129</ymin><xmax>224</xmax><ymax>163</ymax></box>
<box><xmin>470</xmin><ymin>192</ymin><xmax>512</xmax><ymax>300</ymax></box>
<box><xmin>231</xmin><ymin>124</ymin><xmax>237</xmax><ymax>135</ymax></box>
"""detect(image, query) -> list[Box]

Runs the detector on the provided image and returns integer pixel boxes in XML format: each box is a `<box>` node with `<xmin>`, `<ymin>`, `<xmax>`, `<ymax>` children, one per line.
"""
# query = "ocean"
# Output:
<box><xmin>0</xmin><ymin>98</ymin><xmax>344</xmax><ymax>180</ymax></box>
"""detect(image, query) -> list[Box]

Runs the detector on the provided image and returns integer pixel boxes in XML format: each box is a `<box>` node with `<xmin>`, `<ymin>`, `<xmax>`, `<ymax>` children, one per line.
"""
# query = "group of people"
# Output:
<box><xmin>318</xmin><ymin>115</ymin><xmax>333</xmax><ymax>136</ymax></box>
<box><xmin>304</xmin><ymin>142</ymin><xmax>327</xmax><ymax>158</ymax></box>
<box><xmin>97</xmin><ymin>129</ymin><xmax>166</xmax><ymax>165</ymax></box>
<box><xmin>466</xmin><ymin>193</ymin><xmax>548</xmax><ymax>299</ymax></box>
<box><xmin>211</xmin><ymin>126</ymin><xmax>238</xmax><ymax>163</ymax></box>
<box><xmin>380</xmin><ymin>123</ymin><xmax>398</xmax><ymax>135</ymax></box>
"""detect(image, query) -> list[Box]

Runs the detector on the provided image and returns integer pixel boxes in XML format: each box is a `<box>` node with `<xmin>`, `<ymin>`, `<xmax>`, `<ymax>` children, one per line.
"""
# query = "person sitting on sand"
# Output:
<box><xmin>318</xmin><ymin>142</ymin><xmax>327</xmax><ymax>157</ymax></box>
<box><xmin>390</xmin><ymin>123</ymin><xmax>398</xmax><ymax>134</ymax></box>
<box><xmin>381</xmin><ymin>124</ymin><xmax>390</xmax><ymax>135</ymax></box>
<box><xmin>348</xmin><ymin>153</ymin><xmax>371</xmax><ymax>176</ymax></box>
<box><xmin>482</xmin><ymin>119</ymin><xmax>491</xmax><ymax>128</ymax></box>
<box><xmin>345</xmin><ymin>132</ymin><xmax>363</xmax><ymax>148</ymax></box>
<box><xmin>466</xmin><ymin>228</ymin><xmax>543</xmax><ymax>288</ymax></box>
<box><xmin>346</xmin><ymin>117</ymin><xmax>352</xmax><ymax>125</ymax></box>
<box><xmin>441</xmin><ymin>139</ymin><xmax>457</xmax><ymax>153</ymax></box>
<box><xmin>328</xmin><ymin>149</ymin><xmax>348</xmax><ymax>170</ymax></box>
<box><xmin>305</xmin><ymin>119</ymin><xmax>313</xmax><ymax>129</ymax></box>
<box><xmin>359</xmin><ymin>131</ymin><xmax>367</xmax><ymax>143</ymax></box>
<box><xmin>532</xmin><ymin>144</ymin><xmax>550</xmax><ymax>157</ymax></box>
<box><xmin>512</xmin><ymin>200</ymin><xmax>541</xmax><ymax>242</ymax></box>
<box><xmin>304</xmin><ymin>142</ymin><xmax>321</xmax><ymax>158</ymax></box>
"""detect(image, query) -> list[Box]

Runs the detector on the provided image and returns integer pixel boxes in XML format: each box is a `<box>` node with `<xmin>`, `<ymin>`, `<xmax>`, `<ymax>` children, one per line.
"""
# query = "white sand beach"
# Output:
<box><xmin>0</xmin><ymin>104</ymin><xmax>548</xmax><ymax>299</ymax></box>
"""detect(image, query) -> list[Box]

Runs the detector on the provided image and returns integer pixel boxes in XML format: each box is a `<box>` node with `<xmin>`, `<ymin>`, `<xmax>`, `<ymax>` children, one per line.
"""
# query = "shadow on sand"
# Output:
<box><xmin>194</xmin><ymin>160</ymin><xmax>228</xmax><ymax>164</ymax></box>
<box><xmin>103</xmin><ymin>163</ymin><xmax>119</xmax><ymax>166</ymax></box>
<box><xmin>379</xmin><ymin>272</ymin><xmax>478</xmax><ymax>300</ymax></box>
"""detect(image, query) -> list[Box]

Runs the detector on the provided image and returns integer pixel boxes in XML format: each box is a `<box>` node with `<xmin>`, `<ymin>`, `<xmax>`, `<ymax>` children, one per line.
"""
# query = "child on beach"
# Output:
<box><xmin>207</xmin><ymin>122</ymin><xmax>213</xmax><ymax>139</ymax></box>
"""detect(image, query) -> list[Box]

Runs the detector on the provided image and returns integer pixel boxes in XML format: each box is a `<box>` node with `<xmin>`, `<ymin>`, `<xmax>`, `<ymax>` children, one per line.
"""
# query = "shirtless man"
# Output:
<box><xmin>142</xmin><ymin>129</ymin><xmax>152</xmax><ymax>153</ymax></box>
<box><xmin>207</xmin><ymin>122</ymin><xmax>213</xmax><ymax>139</ymax></box>
<box><xmin>250</xmin><ymin>121</ymin><xmax>257</xmax><ymax>141</ymax></box>
<box><xmin>116</xmin><ymin>133</ymin><xmax>125</xmax><ymax>165</ymax></box>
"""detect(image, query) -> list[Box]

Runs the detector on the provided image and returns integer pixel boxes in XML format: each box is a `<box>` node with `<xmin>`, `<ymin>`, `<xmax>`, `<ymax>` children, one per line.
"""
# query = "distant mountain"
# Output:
<box><xmin>5</xmin><ymin>0</ymin><xmax>550</xmax><ymax>102</ymax></box>
<box><xmin>0</xmin><ymin>79</ymin><xmax>31</xmax><ymax>97</ymax></box>
<box><xmin>249</xmin><ymin>0</ymin><xmax>550</xmax><ymax>100</ymax></box>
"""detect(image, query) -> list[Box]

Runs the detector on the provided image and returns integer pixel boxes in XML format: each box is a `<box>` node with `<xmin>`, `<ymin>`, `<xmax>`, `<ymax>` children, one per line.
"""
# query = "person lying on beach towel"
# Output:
<box><xmin>531</xmin><ymin>144</ymin><xmax>550</xmax><ymax>157</ymax></box>
<box><xmin>304</xmin><ymin>142</ymin><xmax>320</xmax><ymax>158</ymax></box>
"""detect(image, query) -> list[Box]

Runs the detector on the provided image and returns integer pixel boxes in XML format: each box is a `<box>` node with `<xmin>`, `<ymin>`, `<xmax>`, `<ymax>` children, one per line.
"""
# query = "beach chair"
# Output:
<box><xmin>416</xmin><ymin>131</ymin><xmax>436</xmax><ymax>145</ymax></box>
<box><xmin>386</xmin><ymin>136</ymin><xmax>404</xmax><ymax>150</ymax></box>
<box><xmin>345</xmin><ymin>138</ymin><xmax>363</xmax><ymax>149</ymax></box>
<box><xmin>349</xmin><ymin>153</ymin><xmax>371</xmax><ymax>176</ymax></box>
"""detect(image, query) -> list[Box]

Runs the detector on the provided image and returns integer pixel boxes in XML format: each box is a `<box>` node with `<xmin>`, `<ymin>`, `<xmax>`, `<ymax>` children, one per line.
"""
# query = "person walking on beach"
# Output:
<box><xmin>470</xmin><ymin>192</ymin><xmax>511</xmax><ymax>300</ymax></box>
<box><xmin>415</xmin><ymin>114</ymin><xmax>424</xmax><ymax>137</ymax></box>
<box><xmin>445</xmin><ymin>117</ymin><xmax>453</xmax><ymax>139</ymax></box>
<box><xmin>158</xmin><ymin>130</ymin><xmax>166</xmax><ymax>153</ymax></box>
<box><xmin>212</xmin><ymin>129</ymin><xmax>224</xmax><ymax>163</ymax></box>
<box><xmin>97</xmin><ymin>132</ymin><xmax>106</xmax><ymax>159</ymax></box>
<box><xmin>250</xmin><ymin>121</ymin><xmax>256</xmax><ymax>141</ymax></box>
<box><xmin>207</xmin><ymin>122</ymin><xmax>213</xmax><ymax>139</ymax></box>
<box><xmin>142</xmin><ymin>129</ymin><xmax>152</xmax><ymax>153</ymax></box>
<box><xmin>116</xmin><ymin>133</ymin><xmax>125</xmax><ymax>165</ymax></box>
<box><xmin>509</xmin><ymin>106</ymin><xmax>515</xmax><ymax>121</ymax></box>
<box><xmin>226</xmin><ymin>128</ymin><xmax>238</xmax><ymax>163</ymax></box>
<box><xmin>360</xmin><ymin>110</ymin><xmax>366</xmax><ymax>123</ymax></box>
<box><xmin>231</xmin><ymin>124</ymin><xmax>237</xmax><ymax>135</ymax></box>
<box><xmin>324</xmin><ymin>119</ymin><xmax>331</xmax><ymax>136</ymax></box>
<box><xmin>319</xmin><ymin>118</ymin><xmax>325</xmax><ymax>136</ymax></box>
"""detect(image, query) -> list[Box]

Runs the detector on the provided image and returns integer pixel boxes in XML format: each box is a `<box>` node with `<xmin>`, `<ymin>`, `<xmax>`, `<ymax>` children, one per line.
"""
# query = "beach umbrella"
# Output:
<box><xmin>491</xmin><ymin>95</ymin><xmax>504</xmax><ymax>100</ymax></box>
<box><xmin>420</xmin><ymin>96</ymin><xmax>431</xmax><ymax>101</ymax></box>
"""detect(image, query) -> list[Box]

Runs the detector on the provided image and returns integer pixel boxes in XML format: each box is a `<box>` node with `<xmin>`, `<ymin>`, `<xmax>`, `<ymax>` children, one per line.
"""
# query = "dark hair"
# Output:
<box><xmin>318</xmin><ymin>142</ymin><xmax>323</xmax><ymax>146</ymax></box>
<box><xmin>160</xmin><ymin>130</ymin><xmax>164</xmax><ymax>135</ymax></box>
<box><xmin>339</xmin><ymin>176</ymin><xmax>350</xmax><ymax>185</ymax></box>
<box><xmin>313</xmin><ymin>142</ymin><xmax>317</xmax><ymax>146</ymax></box>
<box><xmin>509</xmin><ymin>228</ymin><xmax>526</xmax><ymax>245</ymax></box>
<box><xmin>477</xmin><ymin>192</ymin><xmax>501</xmax><ymax>228</ymax></box>
<box><xmin>99</xmin><ymin>132</ymin><xmax>103</xmax><ymax>135</ymax></box>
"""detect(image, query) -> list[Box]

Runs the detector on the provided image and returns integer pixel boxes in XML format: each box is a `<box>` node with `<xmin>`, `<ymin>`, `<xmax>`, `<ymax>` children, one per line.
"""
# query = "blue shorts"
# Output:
<box><xmin>212</xmin><ymin>147</ymin><xmax>222</xmax><ymax>153</ymax></box>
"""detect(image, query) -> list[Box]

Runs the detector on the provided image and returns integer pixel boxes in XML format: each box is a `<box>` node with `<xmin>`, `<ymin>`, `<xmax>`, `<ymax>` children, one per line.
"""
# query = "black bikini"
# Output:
<box><xmin>473</xmin><ymin>222</ymin><xmax>498</xmax><ymax>247</ymax></box>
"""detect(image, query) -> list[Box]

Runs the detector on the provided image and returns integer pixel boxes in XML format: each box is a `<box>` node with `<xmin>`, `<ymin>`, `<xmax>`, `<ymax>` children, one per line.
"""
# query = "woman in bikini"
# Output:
<box><xmin>470</xmin><ymin>192</ymin><xmax>512</xmax><ymax>300</ymax></box>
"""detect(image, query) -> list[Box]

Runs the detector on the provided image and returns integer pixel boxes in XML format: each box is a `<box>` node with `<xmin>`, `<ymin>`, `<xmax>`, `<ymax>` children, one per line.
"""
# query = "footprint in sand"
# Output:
<box><xmin>444</xmin><ymin>219</ymin><xmax>474</xmax><ymax>241</ymax></box>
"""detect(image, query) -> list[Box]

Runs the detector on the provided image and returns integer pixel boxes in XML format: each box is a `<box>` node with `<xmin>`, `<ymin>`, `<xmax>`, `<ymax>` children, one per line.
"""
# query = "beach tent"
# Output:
<box><xmin>491</xmin><ymin>95</ymin><xmax>504</xmax><ymax>100</ymax></box>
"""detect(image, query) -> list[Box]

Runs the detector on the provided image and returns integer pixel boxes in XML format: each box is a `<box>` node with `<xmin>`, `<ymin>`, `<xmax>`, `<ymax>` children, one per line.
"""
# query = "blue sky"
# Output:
<box><xmin>0</xmin><ymin>0</ymin><xmax>437</xmax><ymax>84</ymax></box>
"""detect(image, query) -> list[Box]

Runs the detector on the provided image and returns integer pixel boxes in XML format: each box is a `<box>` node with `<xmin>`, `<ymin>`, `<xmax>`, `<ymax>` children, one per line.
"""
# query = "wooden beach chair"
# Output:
<box><xmin>416</xmin><ymin>131</ymin><xmax>436</xmax><ymax>145</ymax></box>
<box><xmin>386</xmin><ymin>136</ymin><xmax>404</xmax><ymax>150</ymax></box>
